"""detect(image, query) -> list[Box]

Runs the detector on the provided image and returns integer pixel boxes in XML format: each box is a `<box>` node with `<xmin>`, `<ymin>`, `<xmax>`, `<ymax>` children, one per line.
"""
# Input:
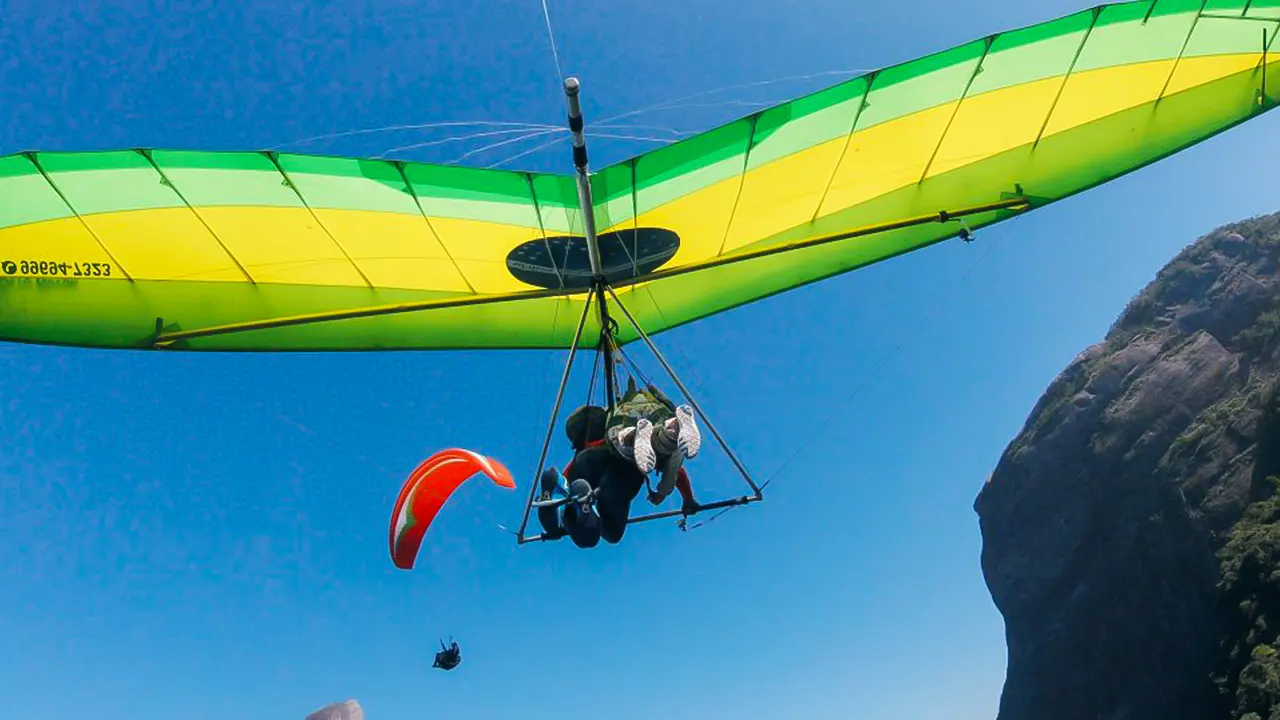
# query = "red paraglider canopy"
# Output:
<box><xmin>389</xmin><ymin>448</ymin><xmax>515</xmax><ymax>569</ymax></box>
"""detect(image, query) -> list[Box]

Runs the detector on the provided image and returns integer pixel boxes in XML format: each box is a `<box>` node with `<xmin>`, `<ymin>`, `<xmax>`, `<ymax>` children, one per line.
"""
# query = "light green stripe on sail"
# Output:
<box><xmin>39</xmin><ymin>150</ymin><xmax>187</xmax><ymax>216</ymax></box>
<box><xmin>967</xmin><ymin>11</ymin><xmax>1095</xmax><ymax>96</ymax></box>
<box><xmin>1071</xmin><ymin>1</ymin><xmax>1201</xmax><ymax>72</ymax></box>
<box><xmin>277</xmin><ymin>155</ymin><xmax>423</xmax><ymax>216</ymax></box>
<box><xmin>407</xmin><ymin>162</ymin><xmax>544</xmax><ymax>227</ymax></box>
<box><xmin>0</xmin><ymin>155</ymin><xmax>75</xmax><ymax>228</ymax></box>
<box><xmin>746</xmin><ymin>78</ymin><xmax>866</xmax><ymax>170</ymax></box>
<box><xmin>151</xmin><ymin>150</ymin><xmax>306</xmax><ymax>207</ymax></box>
<box><xmin>632</xmin><ymin>119</ymin><xmax>752</xmax><ymax>215</ymax></box>
<box><xmin>530</xmin><ymin>173</ymin><xmax>584</xmax><ymax>234</ymax></box>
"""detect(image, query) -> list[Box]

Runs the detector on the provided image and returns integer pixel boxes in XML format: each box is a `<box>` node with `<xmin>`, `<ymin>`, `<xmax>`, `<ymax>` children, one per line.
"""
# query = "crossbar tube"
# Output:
<box><xmin>626</xmin><ymin>495</ymin><xmax>759</xmax><ymax>526</ymax></box>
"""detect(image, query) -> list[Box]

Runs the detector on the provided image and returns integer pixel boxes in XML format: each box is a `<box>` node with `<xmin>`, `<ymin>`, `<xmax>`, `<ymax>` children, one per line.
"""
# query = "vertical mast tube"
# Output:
<box><xmin>563</xmin><ymin>77</ymin><xmax>617</xmax><ymax>406</ymax></box>
<box><xmin>563</xmin><ymin>77</ymin><xmax>603</xmax><ymax>279</ymax></box>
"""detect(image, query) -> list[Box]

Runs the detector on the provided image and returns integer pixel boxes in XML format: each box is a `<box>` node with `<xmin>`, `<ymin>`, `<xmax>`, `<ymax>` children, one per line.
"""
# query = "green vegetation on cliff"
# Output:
<box><xmin>1214</xmin><ymin>383</ymin><xmax>1280</xmax><ymax>720</ymax></box>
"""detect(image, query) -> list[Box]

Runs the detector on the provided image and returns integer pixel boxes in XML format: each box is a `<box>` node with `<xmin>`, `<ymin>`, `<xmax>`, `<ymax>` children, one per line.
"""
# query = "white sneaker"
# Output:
<box><xmin>633</xmin><ymin>419</ymin><xmax>656</xmax><ymax>473</ymax></box>
<box><xmin>676</xmin><ymin>404</ymin><xmax>700</xmax><ymax>459</ymax></box>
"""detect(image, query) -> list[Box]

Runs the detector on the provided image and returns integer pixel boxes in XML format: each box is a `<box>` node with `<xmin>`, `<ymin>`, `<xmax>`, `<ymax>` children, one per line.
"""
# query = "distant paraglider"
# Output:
<box><xmin>433</xmin><ymin>639</ymin><xmax>462</xmax><ymax>671</ymax></box>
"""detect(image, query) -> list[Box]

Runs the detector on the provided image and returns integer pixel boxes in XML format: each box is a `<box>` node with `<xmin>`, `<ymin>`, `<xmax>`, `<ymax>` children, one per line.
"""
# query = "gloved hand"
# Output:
<box><xmin>647</xmin><ymin>490</ymin><xmax>666</xmax><ymax>506</ymax></box>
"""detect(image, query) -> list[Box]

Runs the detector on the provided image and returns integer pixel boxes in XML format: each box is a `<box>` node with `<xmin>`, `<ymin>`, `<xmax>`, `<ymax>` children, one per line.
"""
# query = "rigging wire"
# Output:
<box><xmin>585</xmin><ymin>132</ymin><xmax>681</xmax><ymax>145</ymax></box>
<box><xmin>371</xmin><ymin>127</ymin><xmax>564</xmax><ymax>159</ymax></box>
<box><xmin>638</xmin><ymin>286</ymin><xmax>708</xmax><ymax>394</ymax></box>
<box><xmin>539</xmin><ymin>0</ymin><xmax>567</xmax><ymax>84</ymax></box>
<box><xmin>268</xmin><ymin>120</ymin><xmax>559</xmax><ymax>151</ymax></box>
<box><xmin>444</xmin><ymin>128</ymin><xmax>566</xmax><ymax>164</ymax></box>
<box><xmin>614</xmin><ymin>99</ymin><xmax>789</xmax><ymax>116</ymax></box>
<box><xmin>685</xmin><ymin>217</ymin><xmax>1021</xmax><ymax>530</ymax></box>
<box><xmin>762</xmin><ymin>240</ymin><xmax>1006</xmax><ymax>486</ymax></box>
<box><xmin>594</xmin><ymin>123</ymin><xmax>695</xmax><ymax>137</ymax></box>
<box><xmin>265</xmin><ymin>68</ymin><xmax>870</xmax><ymax>163</ymax></box>
<box><xmin>486</xmin><ymin>133</ymin><xmax>569</xmax><ymax>168</ymax></box>
<box><xmin>595</xmin><ymin>69</ymin><xmax>872</xmax><ymax>125</ymax></box>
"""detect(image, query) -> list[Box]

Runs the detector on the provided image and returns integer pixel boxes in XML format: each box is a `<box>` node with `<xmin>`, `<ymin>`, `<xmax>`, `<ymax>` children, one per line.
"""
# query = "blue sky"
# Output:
<box><xmin>2</xmin><ymin>1</ymin><xmax>1277</xmax><ymax>718</ymax></box>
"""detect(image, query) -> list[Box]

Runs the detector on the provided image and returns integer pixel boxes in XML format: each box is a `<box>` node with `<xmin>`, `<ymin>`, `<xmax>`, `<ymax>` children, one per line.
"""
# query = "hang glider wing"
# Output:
<box><xmin>595</xmin><ymin>0</ymin><xmax>1280</xmax><ymax>337</ymax></box>
<box><xmin>0</xmin><ymin>0</ymin><xmax>1275</xmax><ymax>351</ymax></box>
<box><xmin>0</xmin><ymin>152</ymin><xmax>595</xmax><ymax>350</ymax></box>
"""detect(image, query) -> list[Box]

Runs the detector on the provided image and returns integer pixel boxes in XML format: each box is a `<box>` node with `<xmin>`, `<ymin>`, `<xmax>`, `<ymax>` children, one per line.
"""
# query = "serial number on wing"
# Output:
<box><xmin>1</xmin><ymin>259</ymin><xmax>113</xmax><ymax>277</ymax></box>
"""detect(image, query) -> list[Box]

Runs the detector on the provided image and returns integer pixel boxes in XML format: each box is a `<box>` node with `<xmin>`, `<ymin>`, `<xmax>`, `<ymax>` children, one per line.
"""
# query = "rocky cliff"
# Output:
<box><xmin>975</xmin><ymin>211</ymin><xmax>1280</xmax><ymax>720</ymax></box>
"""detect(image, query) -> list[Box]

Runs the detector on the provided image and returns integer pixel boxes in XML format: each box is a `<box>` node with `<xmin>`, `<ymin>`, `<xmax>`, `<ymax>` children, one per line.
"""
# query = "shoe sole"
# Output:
<box><xmin>634</xmin><ymin>419</ymin><xmax>656</xmax><ymax>473</ymax></box>
<box><xmin>676</xmin><ymin>405</ymin><xmax>701</xmax><ymax>458</ymax></box>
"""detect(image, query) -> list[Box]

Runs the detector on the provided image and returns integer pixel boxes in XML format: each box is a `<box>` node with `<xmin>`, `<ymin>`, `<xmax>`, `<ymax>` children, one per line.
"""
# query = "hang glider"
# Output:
<box><xmin>1</xmin><ymin>0</ymin><xmax>1273</xmax><ymax>352</ymax></box>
